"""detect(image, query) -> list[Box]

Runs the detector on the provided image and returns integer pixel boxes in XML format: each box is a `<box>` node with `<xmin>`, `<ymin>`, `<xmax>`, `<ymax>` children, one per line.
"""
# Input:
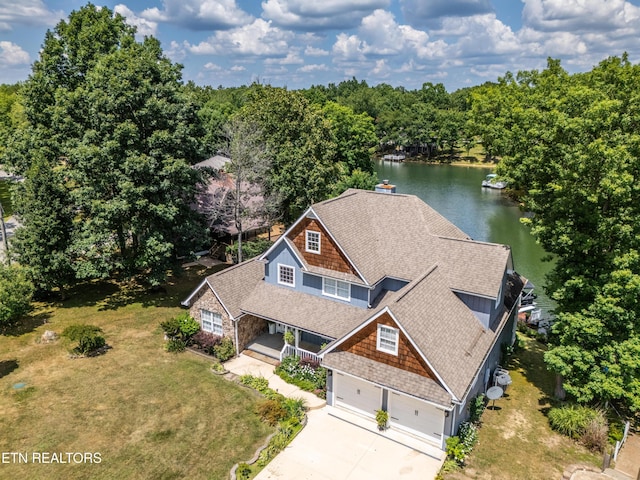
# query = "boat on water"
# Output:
<box><xmin>482</xmin><ymin>173</ymin><xmax>507</xmax><ymax>189</ymax></box>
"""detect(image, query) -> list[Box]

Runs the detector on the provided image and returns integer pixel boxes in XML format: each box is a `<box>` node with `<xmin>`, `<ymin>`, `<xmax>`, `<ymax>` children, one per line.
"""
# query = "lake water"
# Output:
<box><xmin>374</xmin><ymin>161</ymin><xmax>555</xmax><ymax>313</ymax></box>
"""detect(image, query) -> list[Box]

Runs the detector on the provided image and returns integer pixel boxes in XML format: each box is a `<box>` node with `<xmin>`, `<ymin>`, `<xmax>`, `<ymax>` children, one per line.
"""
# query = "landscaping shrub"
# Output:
<box><xmin>580</xmin><ymin>414</ymin><xmax>609</xmax><ymax>452</ymax></box>
<box><xmin>468</xmin><ymin>393</ymin><xmax>486</xmax><ymax>424</ymax></box>
<box><xmin>191</xmin><ymin>331</ymin><xmax>221</xmax><ymax>355</ymax></box>
<box><xmin>240</xmin><ymin>375</ymin><xmax>270</xmax><ymax>393</ymax></box>
<box><xmin>257</xmin><ymin>399</ymin><xmax>289</xmax><ymax>426</ymax></box>
<box><xmin>213</xmin><ymin>337</ymin><xmax>235</xmax><ymax>361</ymax></box>
<box><xmin>548</xmin><ymin>405</ymin><xmax>600</xmax><ymax>439</ymax></box>
<box><xmin>275</xmin><ymin>356</ymin><xmax>327</xmax><ymax>397</ymax></box>
<box><xmin>236</xmin><ymin>463</ymin><xmax>251</xmax><ymax>480</ymax></box>
<box><xmin>62</xmin><ymin>324</ymin><xmax>106</xmax><ymax>355</ymax></box>
<box><xmin>239</xmin><ymin>374</ymin><xmax>307</xmax><ymax>470</ymax></box>
<box><xmin>160</xmin><ymin>312</ymin><xmax>199</xmax><ymax>343</ymax></box>
<box><xmin>458</xmin><ymin>422</ymin><xmax>479</xmax><ymax>453</ymax></box>
<box><xmin>165</xmin><ymin>338</ymin><xmax>186</xmax><ymax>353</ymax></box>
<box><xmin>445</xmin><ymin>436</ymin><xmax>467</xmax><ymax>464</ymax></box>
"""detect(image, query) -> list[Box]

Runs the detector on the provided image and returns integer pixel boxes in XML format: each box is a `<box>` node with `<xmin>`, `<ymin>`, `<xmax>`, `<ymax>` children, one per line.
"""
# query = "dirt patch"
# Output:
<box><xmin>500</xmin><ymin>409</ymin><xmax>530</xmax><ymax>441</ymax></box>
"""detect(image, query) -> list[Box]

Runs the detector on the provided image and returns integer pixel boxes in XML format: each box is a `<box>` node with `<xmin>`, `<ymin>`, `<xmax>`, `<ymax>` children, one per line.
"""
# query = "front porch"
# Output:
<box><xmin>244</xmin><ymin>324</ymin><xmax>330</xmax><ymax>363</ymax></box>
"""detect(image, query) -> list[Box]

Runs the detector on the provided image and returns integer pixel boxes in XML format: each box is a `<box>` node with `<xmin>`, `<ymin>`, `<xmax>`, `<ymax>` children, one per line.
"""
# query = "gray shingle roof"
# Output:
<box><xmin>312</xmin><ymin>189</ymin><xmax>509</xmax><ymax>297</ymax></box>
<box><xmin>382</xmin><ymin>265</ymin><xmax>496</xmax><ymax>400</ymax></box>
<box><xmin>323</xmin><ymin>350</ymin><xmax>452</xmax><ymax>406</ymax></box>
<box><xmin>240</xmin><ymin>281</ymin><xmax>366</xmax><ymax>339</ymax></box>
<box><xmin>204</xmin><ymin>259</ymin><xmax>264</xmax><ymax>318</ymax></box>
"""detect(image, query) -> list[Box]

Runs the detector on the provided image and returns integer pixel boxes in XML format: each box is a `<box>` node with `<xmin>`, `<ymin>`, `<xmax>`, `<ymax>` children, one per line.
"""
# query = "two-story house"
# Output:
<box><xmin>182</xmin><ymin>188</ymin><xmax>526</xmax><ymax>449</ymax></box>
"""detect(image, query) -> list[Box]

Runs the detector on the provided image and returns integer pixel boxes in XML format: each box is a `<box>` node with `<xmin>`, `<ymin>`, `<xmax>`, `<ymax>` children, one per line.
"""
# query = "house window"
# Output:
<box><xmin>323</xmin><ymin>277</ymin><xmax>350</xmax><ymax>300</ymax></box>
<box><xmin>278</xmin><ymin>264</ymin><xmax>295</xmax><ymax>286</ymax></box>
<box><xmin>377</xmin><ymin>325</ymin><xmax>399</xmax><ymax>355</ymax></box>
<box><xmin>201</xmin><ymin>309</ymin><xmax>223</xmax><ymax>335</ymax></box>
<box><xmin>306</xmin><ymin>230</ymin><xmax>321</xmax><ymax>253</ymax></box>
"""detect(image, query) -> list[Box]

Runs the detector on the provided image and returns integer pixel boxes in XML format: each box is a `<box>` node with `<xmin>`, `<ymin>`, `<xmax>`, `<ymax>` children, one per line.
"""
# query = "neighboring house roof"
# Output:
<box><xmin>194</xmin><ymin>155</ymin><xmax>231</xmax><ymax>171</ymax></box>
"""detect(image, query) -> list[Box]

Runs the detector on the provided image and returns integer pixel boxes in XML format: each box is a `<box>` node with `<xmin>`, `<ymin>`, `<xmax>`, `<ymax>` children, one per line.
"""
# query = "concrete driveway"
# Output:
<box><xmin>255</xmin><ymin>407</ymin><xmax>445</xmax><ymax>480</ymax></box>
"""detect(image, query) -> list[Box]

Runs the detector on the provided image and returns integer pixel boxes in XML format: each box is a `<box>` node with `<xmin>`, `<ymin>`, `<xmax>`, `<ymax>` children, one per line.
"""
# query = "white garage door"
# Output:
<box><xmin>334</xmin><ymin>373</ymin><xmax>382</xmax><ymax>418</ymax></box>
<box><xmin>388</xmin><ymin>391</ymin><xmax>444</xmax><ymax>444</ymax></box>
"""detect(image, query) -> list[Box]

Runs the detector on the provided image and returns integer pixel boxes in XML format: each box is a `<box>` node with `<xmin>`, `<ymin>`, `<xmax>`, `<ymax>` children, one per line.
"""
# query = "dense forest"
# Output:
<box><xmin>1</xmin><ymin>4</ymin><xmax>640</xmax><ymax>417</ymax></box>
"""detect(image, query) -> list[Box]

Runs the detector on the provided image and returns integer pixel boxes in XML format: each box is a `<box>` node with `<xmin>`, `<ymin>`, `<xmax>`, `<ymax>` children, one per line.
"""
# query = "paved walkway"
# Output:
<box><xmin>225</xmin><ymin>353</ymin><xmax>326</xmax><ymax>409</ymax></box>
<box><xmin>615</xmin><ymin>432</ymin><xmax>640</xmax><ymax>479</ymax></box>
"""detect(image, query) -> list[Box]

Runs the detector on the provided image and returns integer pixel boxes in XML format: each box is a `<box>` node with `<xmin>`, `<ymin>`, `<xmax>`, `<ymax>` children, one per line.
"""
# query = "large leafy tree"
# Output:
<box><xmin>472</xmin><ymin>56</ymin><xmax>640</xmax><ymax>412</ymax></box>
<box><xmin>238</xmin><ymin>86</ymin><xmax>340</xmax><ymax>222</ymax></box>
<box><xmin>0</xmin><ymin>263</ymin><xmax>34</xmax><ymax>330</ymax></box>
<box><xmin>4</xmin><ymin>4</ymin><xmax>207</xmax><ymax>289</ymax></box>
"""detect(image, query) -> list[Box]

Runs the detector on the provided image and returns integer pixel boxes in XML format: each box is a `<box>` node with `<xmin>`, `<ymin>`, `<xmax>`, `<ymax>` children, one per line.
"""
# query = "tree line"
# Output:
<box><xmin>468</xmin><ymin>55</ymin><xmax>640</xmax><ymax>417</ymax></box>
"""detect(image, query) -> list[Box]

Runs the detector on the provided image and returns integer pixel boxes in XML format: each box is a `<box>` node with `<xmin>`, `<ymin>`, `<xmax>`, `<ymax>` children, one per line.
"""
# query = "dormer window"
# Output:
<box><xmin>377</xmin><ymin>325</ymin><xmax>399</xmax><ymax>355</ymax></box>
<box><xmin>306</xmin><ymin>230</ymin><xmax>321</xmax><ymax>254</ymax></box>
<box><xmin>278</xmin><ymin>264</ymin><xmax>295</xmax><ymax>287</ymax></box>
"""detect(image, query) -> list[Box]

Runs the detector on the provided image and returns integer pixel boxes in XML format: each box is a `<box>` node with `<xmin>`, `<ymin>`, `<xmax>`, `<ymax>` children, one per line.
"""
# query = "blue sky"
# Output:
<box><xmin>1</xmin><ymin>0</ymin><xmax>640</xmax><ymax>91</ymax></box>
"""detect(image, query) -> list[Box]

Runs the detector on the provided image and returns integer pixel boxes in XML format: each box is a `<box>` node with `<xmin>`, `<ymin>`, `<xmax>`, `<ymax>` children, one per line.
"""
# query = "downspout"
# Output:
<box><xmin>234</xmin><ymin>316</ymin><xmax>240</xmax><ymax>356</ymax></box>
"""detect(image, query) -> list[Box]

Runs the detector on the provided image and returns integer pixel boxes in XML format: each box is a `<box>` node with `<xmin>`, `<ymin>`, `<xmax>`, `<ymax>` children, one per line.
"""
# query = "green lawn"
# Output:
<box><xmin>0</xmin><ymin>178</ymin><xmax>13</xmax><ymax>218</ymax></box>
<box><xmin>444</xmin><ymin>335</ymin><xmax>600</xmax><ymax>480</ymax></box>
<box><xmin>0</xmin><ymin>266</ymin><xmax>272</xmax><ymax>480</ymax></box>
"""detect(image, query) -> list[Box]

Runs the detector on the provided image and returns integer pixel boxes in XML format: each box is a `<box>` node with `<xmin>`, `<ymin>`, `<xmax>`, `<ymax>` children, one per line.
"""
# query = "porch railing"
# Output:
<box><xmin>279</xmin><ymin>344</ymin><xmax>321</xmax><ymax>364</ymax></box>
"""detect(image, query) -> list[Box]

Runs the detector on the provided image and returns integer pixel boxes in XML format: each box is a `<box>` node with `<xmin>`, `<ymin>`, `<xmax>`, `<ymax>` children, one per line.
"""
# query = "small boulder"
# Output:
<box><xmin>41</xmin><ymin>330</ymin><xmax>58</xmax><ymax>343</ymax></box>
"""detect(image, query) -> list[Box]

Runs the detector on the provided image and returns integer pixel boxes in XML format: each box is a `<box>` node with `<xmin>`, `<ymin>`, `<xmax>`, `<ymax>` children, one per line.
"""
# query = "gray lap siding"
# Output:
<box><xmin>188</xmin><ymin>288</ymin><xmax>234</xmax><ymax>339</ymax></box>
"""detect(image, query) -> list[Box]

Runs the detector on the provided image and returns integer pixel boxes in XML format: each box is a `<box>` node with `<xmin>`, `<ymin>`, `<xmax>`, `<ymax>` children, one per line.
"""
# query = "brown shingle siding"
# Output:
<box><xmin>340</xmin><ymin>312</ymin><xmax>435</xmax><ymax>379</ymax></box>
<box><xmin>288</xmin><ymin>218</ymin><xmax>357</xmax><ymax>275</ymax></box>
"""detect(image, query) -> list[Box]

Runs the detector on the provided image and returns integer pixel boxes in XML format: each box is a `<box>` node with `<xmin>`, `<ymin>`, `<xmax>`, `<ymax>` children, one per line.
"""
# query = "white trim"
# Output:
<box><xmin>181</xmin><ymin>278</ymin><xmax>208</xmax><ymax>306</ymax></box>
<box><xmin>201</xmin><ymin>309</ymin><xmax>223</xmax><ymax>335</ymax></box>
<box><xmin>277</xmin><ymin>263</ymin><xmax>295</xmax><ymax>287</ymax></box>
<box><xmin>322</xmin><ymin>277</ymin><xmax>351</xmax><ymax>301</ymax></box>
<box><xmin>305</xmin><ymin>230</ymin><xmax>321</xmax><ymax>254</ymax></box>
<box><xmin>376</xmin><ymin>324</ymin><xmax>399</xmax><ymax>355</ymax></box>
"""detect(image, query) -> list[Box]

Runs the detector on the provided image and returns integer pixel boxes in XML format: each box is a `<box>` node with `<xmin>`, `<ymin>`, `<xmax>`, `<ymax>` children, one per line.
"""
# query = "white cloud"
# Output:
<box><xmin>304</xmin><ymin>46</ymin><xmax>329</xmax><ymax>56</ymax></box>
<box><xmin>298</xmin><ymin>63</ymin><xmax>329</xmax><ymax>72</ymax></box>
<box><xmin>141</xmin><ymin>0</ymin><xmax>252</xmax><ymax>30</ymax></box>
<box><xmin>114</xmin><ymin>5</ymin><xmax>157</xmax><ymax>37</ymax></box>
<box><xmin>438</xmin><ymin>14</ymin><xmax>520</xmax><ymax>57</ymax></box>
<box><xmin>230</xmin><ymin>65</ymin><xmax>246</xmax><ymax>72</ymax></box>
<box><xmin>0</xmin><ymin>41</ymin><xmax>30</xmax><ymax>65</ymax></box>
<box><xmin>522</xmin><ymin>0</ymin><xmax>640</xmax><ymax>33</ymax></box>
<box><xmin>262</xmin><ymin>0</ymin><xmax>389</xmax><ymax>29</ymax></box>
<box><xmin>203</xmin><ymin>62</ymin><xmax>222</xmax><ymax>71</ymax></box>
<box><xmin>369</xmin><ymin>58</ymin><xmax>389</xmax><ymax>77</ymax></box>
<box><xmin>265</xmin><ymin>51</ymin><xmax>304</xmax><ymax>65</ymax></box>
<box><xmin>333</xmin><ymin>9</ymin><xmax>447</xmax><ymax>61</ymax></box>
<box><xmin>401</xmin><ymin>0</ymin><xmax>493</xmax><ymax>24</ymax></box>
<box><xmin>186</xmin><ymin>19</ymin><xmax>294</xmax><ymax>57</ymax></box>
<box><xmin>0</xmin><ymin>0</ymin><xmax>62</xmax><ymax>31</ymax></box>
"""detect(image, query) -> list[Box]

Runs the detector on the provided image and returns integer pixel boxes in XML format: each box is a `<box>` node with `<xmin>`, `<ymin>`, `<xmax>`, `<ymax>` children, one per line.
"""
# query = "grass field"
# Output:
<box><xmin>0</xmin><ymin>266</ymin><xmax>272</xmax><ymax>480</ymax></box>
<box><xmin>444</xmin><ymin>335</ymin><xmax>600</xmax><ymax>480</ymax></box>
